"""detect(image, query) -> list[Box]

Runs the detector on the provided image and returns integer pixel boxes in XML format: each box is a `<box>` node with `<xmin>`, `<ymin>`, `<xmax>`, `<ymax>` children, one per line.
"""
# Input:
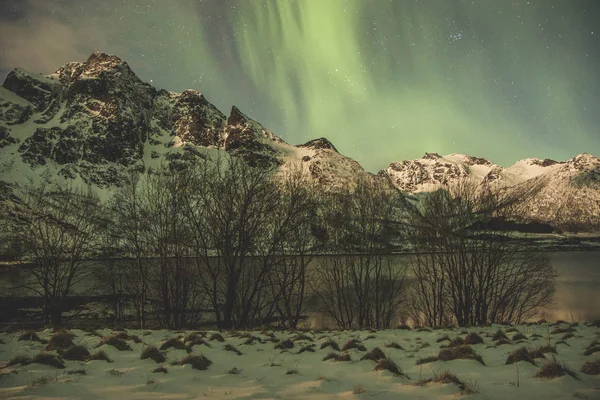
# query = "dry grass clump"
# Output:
<box><xmin>6</xmin><ymin>355</ymin><xmax>31</xmax><ymax>367</ymax></box>
<box><xmin>505</xmin><ymin>347</ymin><xmax>543</xmax><ymax>366</ymax></box>
<box><xmin>438</xmin><ymin>345</ymin><xmax>485</xmax><ymax>365</ymax></box>
<box><xmin>31</xmin><ymin>352</ymin><xmax>66</xmax><ymax>369</ymax></box>
<box><xmin>159</xmin><ymin>338</ymin><xmax>186</xmax><ymax>351</ymax></box>
<box><xmin>581</xmin><ymin>360</ymin><xmax>600</xmax><ymax>375</ymax></box>
<box><xmin>384</xmin><ymin>342</ymin><xmax>404</xmax><ymax>350</ymax></box>
<box><xmin>512</xmin><ymin>333</ymin><xmax>528</xmax><ymax>341</ymax></box>
<box><xmin>534</xmin><ymin>361</ymin><xmax>578</xmax><ymax>379</ymax></box>
<box><xmin>61</xmin><ymin>344</ymin><xmax>91</xmax><ymax>361</ymax></box>
<box><xmin>99</xmin><ymin>336</ymin><xmax>133</xmax><ymax>351</ymax></box>
<box><xmin>177</xmin><ymin>354</ymin><xmax>212</xmax><ymax>370</ymax></box>
<box><xmin>107</xmin><ymin>368</ymin><xmax>125</xmax><ymax>376</ymax></box>
<box><xmin>360</xmin><ymin>347</ymin><xmax>386</xmax><ymax>362</ymax></box>
<box><xmin>341</xmin><ymin>339</ymin><xmax>366</xmax><ymax>352</ymax></box>
<box><xmin>111</xmin><ymin>331</ymin><xmax>141</xmax><ymax>343</ymax></box>
<box><xmin>228</xmin><ymin>367</ymin><xmax>242</xmax><ymax>375</ymax></box>
<box><xmin>224</xmin><ymin>344</ymin><xmax>243</xmax><ymax>355</ymax></box>
<box><xmin>584</xmin><ymin>340</ymin><xmax>600</xmax><ymax>356</ymax></box>
<box><xmin>415</xmin><ymin>370</ymin><xmax>463</xmax><ymax>386</ymax></box>
<box><xmin>416</xmin><ymin>355</ymin><xmax>438</xmax><ymax>365</ymax></box>
<box><xmin>374</xmin><ymin>357</ymin><xmax>406</xmax><ymax>377</ymax></box>
<box><xmin>141</xmin><ymin>346</ymin><xmax>166</xmax><ymax>363</ymax></box>
<box><xmin>396</xmin><ymin>324</ymin><xmax>411</xmax><ymax>330</ymax></box>
<box><xmin>492</xmin><ymin>329</ymin><xmax>508</xmax><ymax>341</ymax></box>
<box><xmin>561</xmin><ymin>332</ymin><xmax>575</xmax><ymax>340</ymax></box>
<box><xmin>495</xmin><ymin>339</ymin><xmax>511</xmax><ymax>346</ymax></box>
<box><xmin>90</xmin><ymin>350</ymin><xmax>112</xmax><ymax>362</ymax></box>
<box><xmin>18</xmin><ymin>331</ymin><xmax>41</xmax><ymax>342</ymax></box>
<box><xmin>323</xmin><ymin>352</ymin><xmax>351</xmax><ymax>362</ymax></box>
<box><xmin>184</xmin><ymin>332</ymin><xmax>205</xmax><ymax>342</ymax></box>
<box><xmin>436</xmin><ymin>335</ymin><xmax>450</xmax><ymax>343</ymax></box>
<box><xmin>209</xmin><ymin>333</ymin><xmax>225</xmax><ymax>342</ymax></box>
<box><xmin>537</xmin><ymin>345</ymin><xmax>557</xmax><ymax>354</ymax></box>
<box><xmin>243</xmin><ymin>336</ymin><xmax>264</xmax><ymax>345</ymax></box>
<box><xmin>286</xmin><ymin>368</ymin><xmax>298</xmax><ymax>375</ymax></box>
<box><xmin>152</xmin><ymin>366</ymin><xmax>168</xmax><ymax>374</ymax></box>
<box><xmin>320</xmin><ymin>339</ymin><xmax>340</xmax><ymax>351</ymax></box>
<box><xmin>275</xmin><ymin>339</ymin><xmax>294</xmax><ymax>350</ymax></box>
<box><xmin>186</xmin><ymin>337</ymin><xmax>210</xmax><ymax>352</ymax></box>
<box><xmin>505</xmin><ymin>327</ymin><xmax>519</xmax><ymax>333</ymax></box>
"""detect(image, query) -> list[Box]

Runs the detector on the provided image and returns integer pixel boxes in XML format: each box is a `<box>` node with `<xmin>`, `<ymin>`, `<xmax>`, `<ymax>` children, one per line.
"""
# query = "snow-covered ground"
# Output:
<box><xmin>0</xmin><ymin>323</ymin><xmax>599</xmax><ymax>399</ymax></box>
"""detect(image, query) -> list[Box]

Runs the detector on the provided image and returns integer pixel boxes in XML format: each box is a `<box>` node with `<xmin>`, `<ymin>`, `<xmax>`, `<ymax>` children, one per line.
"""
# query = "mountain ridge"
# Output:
<box><xmin>0</xmin><ymin>52</ymin><xmax>598</xmax><ymax>231</ymax></box>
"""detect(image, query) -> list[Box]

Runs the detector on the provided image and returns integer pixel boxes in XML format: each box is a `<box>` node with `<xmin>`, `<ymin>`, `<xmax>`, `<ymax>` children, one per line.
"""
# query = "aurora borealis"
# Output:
<box><xmin>1</xmin><ymin>1</ymin><xmax>599</xmax><ymax>172</ymax></box>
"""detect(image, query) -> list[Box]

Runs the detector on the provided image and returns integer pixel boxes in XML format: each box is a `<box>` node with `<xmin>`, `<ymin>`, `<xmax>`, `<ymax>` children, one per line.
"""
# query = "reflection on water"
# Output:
<box><xmin>546</xmin><ymin>251</ymin><xmax>600</xmax><ymax>322</ymax></box>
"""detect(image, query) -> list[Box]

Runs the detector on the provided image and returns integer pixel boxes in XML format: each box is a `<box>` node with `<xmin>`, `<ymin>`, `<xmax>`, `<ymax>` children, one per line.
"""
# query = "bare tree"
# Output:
<box><xmin>312</xmin><ymin>178</ymin><xmax>407</xmax><ymax>329</ymax></box>
<box><xmin>407</xmin><ymin>179</ymin><xmax>556</xmax><ymax>326</ymax></box>
<box><xmin>9</xmin><ymin>182</ymin><xmax>103</xmax><ymax>325</ymax></box>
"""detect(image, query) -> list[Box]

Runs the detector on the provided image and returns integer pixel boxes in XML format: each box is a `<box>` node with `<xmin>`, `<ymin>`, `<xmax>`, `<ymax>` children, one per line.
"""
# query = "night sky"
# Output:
<box><xmin>0</xmin><ymin>1</ymin><xmax>599</xmax><ymax>172</ymax></box>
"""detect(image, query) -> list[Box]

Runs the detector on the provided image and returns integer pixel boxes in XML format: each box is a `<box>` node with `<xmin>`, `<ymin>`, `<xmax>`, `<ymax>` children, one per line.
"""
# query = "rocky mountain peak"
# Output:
<box><xmin>298</xmin><ymin>137</ymin><xmax>338</xmax><ymax>153</ymax></box>
<box><xmin>422</xmin><ymin>152</ymin><xmax>441</xmax><ymax>160</ymax></box>
<box><xmin>227</xmin><ymin>105</ymin><xmax>250</xmax><ymax>127</ymax></box>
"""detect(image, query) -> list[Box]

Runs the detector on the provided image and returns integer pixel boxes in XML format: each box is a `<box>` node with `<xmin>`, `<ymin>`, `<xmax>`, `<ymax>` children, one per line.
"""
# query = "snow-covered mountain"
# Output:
<box><xmin>381</xmin><ymin>152</ymin><xmax>600</xmax><ymax>231</ymax></box>
<box><xmin>0</xmin><ymin>52</ymin><xmax>372</xmax><ymax>191</ymax></box>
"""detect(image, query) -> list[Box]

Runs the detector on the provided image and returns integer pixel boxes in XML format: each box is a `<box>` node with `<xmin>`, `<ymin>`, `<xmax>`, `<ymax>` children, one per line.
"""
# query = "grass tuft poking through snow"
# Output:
<box><xmin>227</xmin><ymin>367</ymin><xmax>242</xmax><ymax>375</ymax></box>
<box><xmin>438</xmin><ymin>345</ymin><xmax>485</xmax><ymax>365</ymax></box>
<box><xmin>18</xmin><ymin>330</ymin><xmax>41</xmax><ymax>342</ymax></box>
<box><xmin>31</xmin><ymin>352</ymin><xmax>66</xmax><ymax>369</ymax></box>
<box><xmin>275</xmin><ymin>339</ymin><xmax>294</xmax><ymax>350</ymax></box>
<box><xmin>581</xmin><ymin>360</ymin><xmax>600</xmax><ymax>375</ymax></box>
<box><xmin>492</xmin><ymin>329</ymin><xmax>509</xmax><ymax>341</ymax></box>
<box><xmin>152</xmin><ymin>366</ymin><xmax>168</xmax><ymax>374</ymax></box>
<box><xmin>320</xmin><ymin>339</ymin><xmax>340</xmax><ymax>351</ymax></box>
<box><xmin>360</xmin><ymin>347</ymin><xmax>386</xmax><ymax>362</ymax></box>
<box><xmin>209</xmin><ymin>333</ymin><xmax>225</xmax><ymax>342</ymax></box>
<box><xmin>99</xmin><ymin>336</ymin><xmax>133</xmax><ymax>351</ymax></box>
<box><xmin>61</xmin><ymin>344</ymin><xmax>91</xmax><ymax>361</ymax></box>
<box><xmin>416</xmin><ymin>355</ymin><xmax>438</xmax><ymax>365</ymax></box>
<box><xmin>374</xmin><ymin>357</ymin><xmax>407</xmax><ymax>377</ymax></box>
<box><xmin>341</xmin><ymin>339</ymin><xmax>366</xmax><ymax>351</ymax></box>
<box><xmin>90</xmin><ymin>350</ymin><xmax>112</xmax><ymax>362</ymax></box>
<box><xmin>464</xmin><ymin>332</ymin><xmax>484</xmax><ymax>345</ymax></box>
<box><xmin>534</xmin><ymin>360</ymin><xmax>578</xmax><ymax>380</ymax></box>
<box><xmin>159</xmin><ymin>338</ymin><xmax>185</xmax><ymax>351</ymax></box>
<box><xmin>177</xmin><ymin>354</ymin><xmax>212</xmax><ymax>370</ymax></box>
<box><xmin>224</xmin><ymin>344</ymin><xmax>243</xmax><ymax>355</ymax></box>
<box><xmin>46</xmin><ymin>330</ymin><xmax>76</xmax><ymax>351</ymax></box>
<box><xmin>141</xmin><ymin>345</ymin><xmax>166</xmax><ymax>363</ymax></box>
<box><xmin>6</xmin><ymin>355</ymin><xmax>31</xmax><ymax>367</ymax></box>
<box><xmin>384</xmin><ymin>342</ymin><xmax>404</xmax><ymax>350</ymax></box>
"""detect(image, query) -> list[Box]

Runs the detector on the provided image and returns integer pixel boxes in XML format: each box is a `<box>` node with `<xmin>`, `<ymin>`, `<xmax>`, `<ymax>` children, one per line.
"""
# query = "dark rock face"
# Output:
<box><xmin>0</xmin><ymin>125</ymin><xmax>18</xmax><ymax>148</ymax></box>
<box><xmin>2</xmin><ymin>69</ymin><xmax>61</xmax><ymax>112</ymax></box>
<box><xmin>299</xmin><ymin>138</ymin><xmax>339</xmax><ymax>153</ymax></box>
<box><xmin>171</xmin><ymin>90</ymin><xmax>226</xmax><ymax>146</ymax></box>
<box><xmin>224</xmin><ymin>106</ymin><xmax>283</xmax><ymax>168</ymax></box>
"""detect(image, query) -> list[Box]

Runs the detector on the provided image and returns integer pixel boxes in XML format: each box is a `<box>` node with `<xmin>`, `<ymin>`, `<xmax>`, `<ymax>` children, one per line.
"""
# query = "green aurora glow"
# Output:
<box><xmin>0</xmin><ymin>0</ymin><xmax>598</xmax><ymax>172</ymax></box>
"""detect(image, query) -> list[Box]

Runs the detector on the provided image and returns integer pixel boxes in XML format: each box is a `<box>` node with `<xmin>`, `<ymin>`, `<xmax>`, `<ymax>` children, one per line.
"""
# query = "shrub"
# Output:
<box><xmin>505</xmin><ymin>347</ymin><xmax>540</xmax><ymax>366</ymax></box>
<box><xmin>224</xmin><ymin>344</ymin><xmax>243</xmax><ymax>355</ymax></box>
<box><xmin>61</xmin><ymin>345</ymin><xmax>91</xmax><ymax>361</ymax></box>
<box><xmin>90</xmin><ymin>350</ymin><xmax>112</xmax><ymax>362</ymax></box>
<box><xmin>581</xmin><ymin>360</ymin><xmax>600</xmax><ymax>375</ymax></box>
<box><xmin>178</xmin><ymin>354</ymin><xmax>212</xmax><ymax>370</ymax></box>
<box><xmin>141</xmin><ymin>346</ymin><xmax>166</xmax><ymax>363</ymax></box>
<box><xmin>160</xmin><ymin>338</ymin><xmax>186</xmax><ymax>351</ymax></box>
<box><xmin>438</xmin><ymin>345</ymin><xmax>485</xmax><ymax>365</ymax></box>
<box><xmin>31</xmin><ymin>353</ymin><xmax>65</xmax><ymax>369</ymax></box>
<box><xmin>374</xmin><ymin>358</ymin><xmax>405</xmax><ymax>377</ymax></box>
<box><xmin>320</xmin><ymin>339</ymin><xmax>340</xmax><ymax>351</ymax></box>
<box><xmin>152</xmin><ymin>366</ymin><xmax>168</xmax><ymax>374</ymax></box>
<box><xmin>384</xmin><ymin>342</ymin><xmax>404</xmax><ymax>350</ymax></box>
<box><xmin>360</xmin><ymin>347</ymin><xmax>386</xmax><ymax>362</ymax></box>
<box><xmin>209</xmin><ymin>333</ymin><xmax>224</xmax><ymax>342</ymax></box>
<box><xmin>18</xmin><ymin>331</ymin><xmax>41</xmax><ymax>342</ymax></box>
<box><xmin>535</xmin><ymin>361</ymin><xmax>578</xmax><ymax>379</ymax></box>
